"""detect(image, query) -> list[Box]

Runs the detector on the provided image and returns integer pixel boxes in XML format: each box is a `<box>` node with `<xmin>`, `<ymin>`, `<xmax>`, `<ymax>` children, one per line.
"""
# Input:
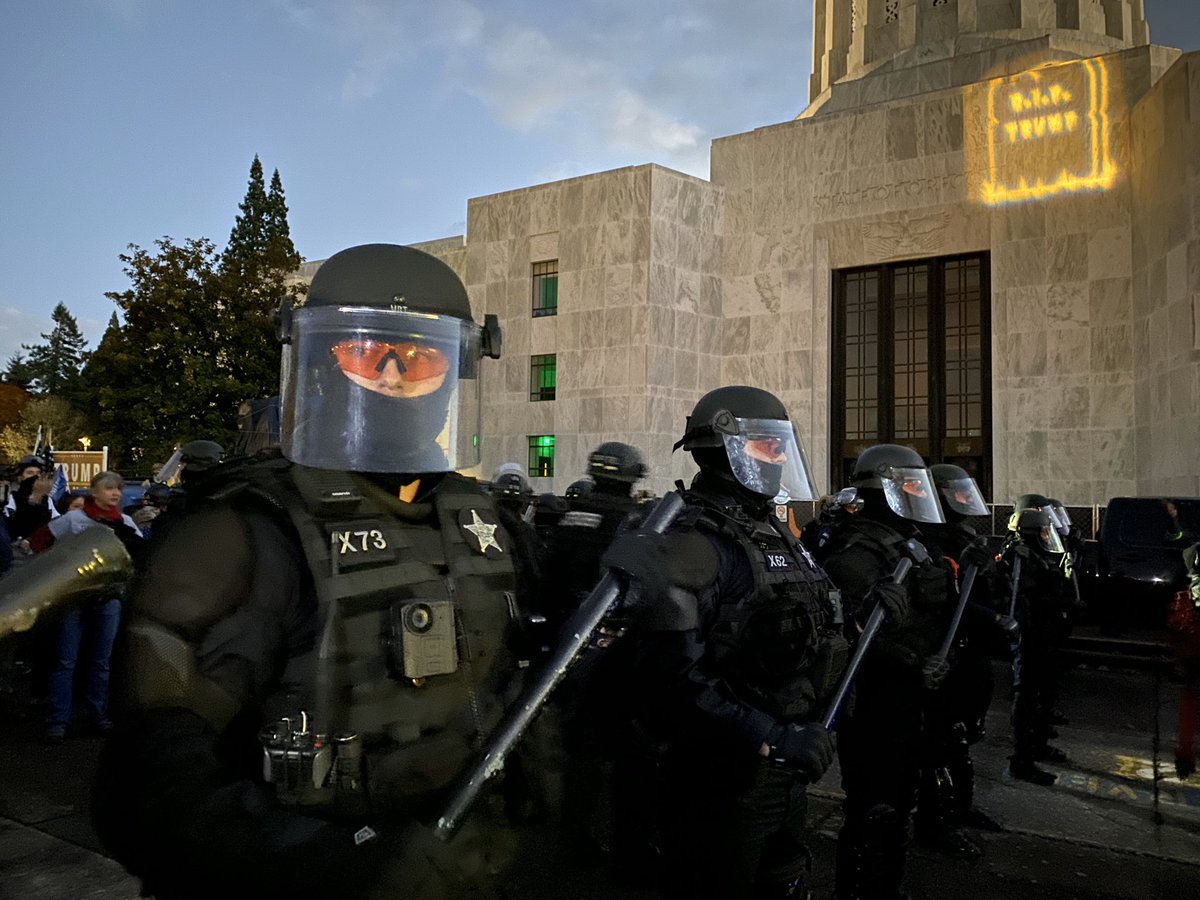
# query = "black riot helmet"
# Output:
<box><xmin>674</xmin><ymin>385</ymin><xmax>817</xmax><ymax>502</ymax></box>
<box><xmin>587</xmin><ymin>441</ymin><xmax>647</xmax><ymax>490</ymax></box>
<box><xmin>1015</xmin><ymin>508</ymin><xmax>1066</xmax><ymax>554</ymax></box>
<box><xmin>491</xmin><ymin>462</ymin><xmax>532</xmax><ymax>498</ymax></box>
<box><xmin>179</xmin><ymin>440</ymin><xmax>224</xmax><ymax>483</ymax></box>
<box><xmin>565</xmin><ymin>479</ymin><xmax>594</xmax><ymax>499</ymax></box>
<box><xmin>1009</xmin><ymin>492</ymin><xmax>1067</xmax><ymax>533</ymax></box>
<box><xmin>277</xmin><ymin>244</ymin><xmax>501</xmax><ymax>473</ymax></box>
<box><xmin>851</xmin><ymin>443</ymin><xmax>945</xmax><ymax>524</ymax></box>
<box><xmin>929</xmin><ymin>463</ymin><xmax>988</xmax><ymax>520</ymax></box>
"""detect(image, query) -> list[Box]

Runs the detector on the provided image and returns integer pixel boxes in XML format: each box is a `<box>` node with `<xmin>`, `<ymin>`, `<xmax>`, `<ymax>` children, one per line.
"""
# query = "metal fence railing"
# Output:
<box><xmin>790</xmin><ymin>501</ymin><xmax>1105</xmax><ymax>540</ymax></box>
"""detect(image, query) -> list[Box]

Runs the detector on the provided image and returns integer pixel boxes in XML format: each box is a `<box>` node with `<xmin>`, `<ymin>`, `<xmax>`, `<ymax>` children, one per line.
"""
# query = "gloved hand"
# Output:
<box><xmin>960</xmin><ymin>539</ymin><xmax>995</xmax><ymax>571</ymax></box>
<box><xmin>871</xmin><ymin>578</ymin><xmax>910</xmax><ymax>626</ymax></box>
<box><xmin>921</xmin><ymin>654</ymin><xmax>950</xmax><ymax>690</ymax></box>
<box><xmin>766</xmin><ymin>723</ymin><xmax>835</xmax><ymax>783</ymax></box>
<box><xmin>995</xmin><ymin>614</ymin><xmax>1020</xmax><ymax>641</ymax></box>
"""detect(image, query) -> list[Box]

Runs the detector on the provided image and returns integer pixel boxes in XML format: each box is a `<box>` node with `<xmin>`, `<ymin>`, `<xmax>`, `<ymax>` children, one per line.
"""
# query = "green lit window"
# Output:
<box><xmin>532</xmin><ymin>260</ymin><xmax>558</xmax><ymax>317</ymax></box>
<box><xmin>529</xmin><ymin>354</ymin><xmax>557</xmax><ymax>401</ymax></box>
<box><xmin>528</xmin><ymin>435</ymin><xmax>555</xmax><ymax>478</ymax></box>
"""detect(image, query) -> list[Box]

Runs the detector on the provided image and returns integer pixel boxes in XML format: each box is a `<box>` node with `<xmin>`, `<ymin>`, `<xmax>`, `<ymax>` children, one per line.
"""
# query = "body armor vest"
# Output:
<box><xmin>683</xmin><ymin>492</ymin><xmax>848</xmax><ymax>722</ymax></box>
<box><xmin>224</xmin><ymin>460</ymin><xmax>522</xmax><ymax>820</ymax></box>
<box><xmin>822</xmin><ymin>516</ymin><xmax>952</xmax><ymax>668</ymax></box>
<box><xmin>548</xmin><ymin>491</ymin><xmax>638</xmax><ymax>603</ymax></box>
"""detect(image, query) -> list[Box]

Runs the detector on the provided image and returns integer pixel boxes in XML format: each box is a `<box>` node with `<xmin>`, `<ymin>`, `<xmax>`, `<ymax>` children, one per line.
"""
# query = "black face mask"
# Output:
<box><xmin>299</xmin><ymin>367</ymin><xmax>454</xmax><ymax>473</ymax></box>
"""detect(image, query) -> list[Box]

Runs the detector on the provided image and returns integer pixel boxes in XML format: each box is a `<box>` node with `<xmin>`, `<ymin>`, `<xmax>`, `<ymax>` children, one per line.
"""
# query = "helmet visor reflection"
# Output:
<box><xmin>880</xmin><ymin>467</ymin><xmax>946</xmax><ymax>523</ymax></box>
<box><xmin>721</xmin><ymin>417</ymin><xmax>817</xmax><ymax>501</ymax></box>
<box><xmin>938</xmin><ymin>476</ymin><xmax>989</xmax><ymax>517</ymax></box>
<box><xmin>330</xmin><ymin>339</ymin><xmax>452</xmax><ymax>382</ymax></box>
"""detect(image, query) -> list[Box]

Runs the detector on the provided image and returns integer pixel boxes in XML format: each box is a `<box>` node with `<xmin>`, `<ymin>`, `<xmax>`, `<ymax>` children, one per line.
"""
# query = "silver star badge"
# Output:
<box><xmin>464</xmin><ymin>510</ymin><xmax>502</xmax><ymax>554</ymax></box>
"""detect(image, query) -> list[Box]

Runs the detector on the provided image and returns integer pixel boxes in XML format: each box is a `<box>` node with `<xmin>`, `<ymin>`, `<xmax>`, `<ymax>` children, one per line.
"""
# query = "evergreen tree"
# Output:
<box><xmin>81</xmin><ymin>158</ymin><xmax>303</xmax><ymax>466</ymax></box>
<box><xmin>266</xmin><ymin>167</ymin><xmax>299</xmax><ymax>271</ymax></box>
<box><xmin>3</xmin><ymin>352</ymin><xmax>36</xmax><ymax>389</ymax></box>
<box><xmin>222</xmin><ymin>155</ymin><xmax>270</xmax><ymax>278</ymax></box>
<box><xmin>16</xmin><ymin>303</ymin><xmax>90</xmax><ymax>396</ymax></box>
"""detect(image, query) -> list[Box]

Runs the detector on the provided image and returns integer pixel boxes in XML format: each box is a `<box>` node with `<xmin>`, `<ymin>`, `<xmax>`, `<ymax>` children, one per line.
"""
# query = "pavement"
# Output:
<box><xmin>1</xmin><ymin>658</ymin><xmax>1199</xmax><ymax>898</ymax></box>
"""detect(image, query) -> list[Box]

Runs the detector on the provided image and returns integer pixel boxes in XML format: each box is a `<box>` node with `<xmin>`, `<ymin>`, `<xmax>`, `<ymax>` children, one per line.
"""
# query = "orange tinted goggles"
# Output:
<box><xmin>330</xmin><ymin>339</ymin><xmax>451</xmax><ymax>382</ymax></box>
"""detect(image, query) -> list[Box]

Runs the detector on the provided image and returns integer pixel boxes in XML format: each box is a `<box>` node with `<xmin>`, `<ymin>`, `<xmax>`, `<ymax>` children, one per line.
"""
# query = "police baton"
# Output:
<box><xmin>920</xmin><ymin>563</ymin><xmax>978</xmax><ymax>689</ymax></box>
<box><xmin>819</xmin><ymin>557</ymin><xmax>912</xmax><ymax>730</ymax></box>
<box><xmin>1006</xmin><ymin>554</ymin><xmax>1022</xmax><ymax>620</ymax></box>
<box><xmin>435</xmin><ymin>490</ymin><xmax>685</xmax><ymax>841</ymax></box>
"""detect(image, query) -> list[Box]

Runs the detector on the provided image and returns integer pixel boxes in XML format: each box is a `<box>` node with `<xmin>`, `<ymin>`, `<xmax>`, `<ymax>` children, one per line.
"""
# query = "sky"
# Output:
<box><xmin>2</xmin><ymin>0</ymin><xmax>1198</xmax><ymax>365</ymax></box>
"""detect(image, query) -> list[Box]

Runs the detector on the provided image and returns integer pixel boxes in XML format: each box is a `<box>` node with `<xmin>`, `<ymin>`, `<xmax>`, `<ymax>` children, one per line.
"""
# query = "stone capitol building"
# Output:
<box><xmin>300</xmin><ymin>0</ymin><xmax>1199</xmax><ymax>505</ymax></box>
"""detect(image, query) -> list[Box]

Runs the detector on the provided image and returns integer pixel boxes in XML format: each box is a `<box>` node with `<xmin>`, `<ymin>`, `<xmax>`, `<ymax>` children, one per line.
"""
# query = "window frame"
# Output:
<box><xmin>529</xmin><ymin>353</ymin><xmax>557</xmax><ymax>402</ymax></box>
<box><xmin>527</xmin><ymin>434</ymin><xmax>555</xmax><ymax>478</ymax></box>
<box><xmin>830</xmin><ymin>252</ymin><xmax>992</xmax><ymax>494</ymax></box>
<box><xmin>531</xmin><ymin>260</ymin><xmax>558</xmax><ymax>318</ymax></box>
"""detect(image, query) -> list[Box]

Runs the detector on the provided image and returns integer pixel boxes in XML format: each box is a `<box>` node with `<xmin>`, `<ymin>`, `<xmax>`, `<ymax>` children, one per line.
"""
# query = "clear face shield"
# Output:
<box><xmin>280</xmin><ymin>305</ymin><xmax>483</xmax><ymax>473</ymax></box>
<box><xmin>1029</xmin><ymin>522</ymin><xmax>1066</xmax><ymax>554</ymax></box>
<box><xmin>721</xmin><ymin>417</ymin><xmax>818</xmax><ymax>503</ymax></box>
<box><xmin>937</xmin><ymin>476</ymin><xmax>989</xmax><ymax>517</ymax></box>
<box><xmin>1049</xmin><ymin>503</ymin><xmax>1071</xmax><ymax>537</ymax></box>
<box><xmin>880</xmin><ymin>466</ymin><xmax>946</xmax><ymax>524</ymax></box>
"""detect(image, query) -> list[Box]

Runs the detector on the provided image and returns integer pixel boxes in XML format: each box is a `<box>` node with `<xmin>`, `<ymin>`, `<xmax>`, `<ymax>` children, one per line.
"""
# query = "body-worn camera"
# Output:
<box><xmin>384</xmin><ymin>599</ymin><xmax>459</xmax><ymax>682</ymax></box>
<box><xmin>259</xmin><ymin>712</ymin><xmax>366</xmax><ymax>812</ymax></box>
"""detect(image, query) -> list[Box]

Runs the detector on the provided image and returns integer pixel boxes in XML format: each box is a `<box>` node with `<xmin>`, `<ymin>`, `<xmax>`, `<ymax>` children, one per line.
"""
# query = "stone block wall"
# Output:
<box><xmin>1128</xmin><ymin>51</ymin><xmax>1200</xmax><ymax>496</ymax></box>
<box><xmin>452</xmin><ymin>165</ymin><xmax>722</xmax><ymax>497</ymax></box>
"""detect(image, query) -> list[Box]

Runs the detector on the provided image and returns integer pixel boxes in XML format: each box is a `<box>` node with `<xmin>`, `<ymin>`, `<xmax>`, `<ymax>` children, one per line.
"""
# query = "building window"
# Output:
<box><xmin>831</xmin><ymin>253</ymin><xmax>992</xmax><ymax>494</ymax></box>
<box><xmin>529</xmin><ymin>354</ymin><xmax>557</xmax><ymax>401</ymax></box>
<box><xmin>531</xmin><ymin>260</ymin><xmax>558</xmax><ymax>317</ymax></box>
<box><xmin>528</xmin><ymin>435</ymin><xmax>555</xmax><ymax>478</ymax></box>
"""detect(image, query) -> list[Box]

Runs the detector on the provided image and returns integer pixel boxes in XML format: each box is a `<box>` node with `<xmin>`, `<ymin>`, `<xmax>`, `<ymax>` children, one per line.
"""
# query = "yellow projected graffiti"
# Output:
<box><xmin>979</xmin><ymin>58</ymin><xmax>1117</xmax><ymax>206</ymax></box>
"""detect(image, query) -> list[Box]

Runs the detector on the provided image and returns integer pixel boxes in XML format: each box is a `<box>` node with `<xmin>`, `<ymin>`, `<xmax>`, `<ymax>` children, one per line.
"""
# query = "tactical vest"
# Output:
<box><xmin>683</xmin><ymin>492</ymin><xmax>849</xmax><ymax>722</ymax></box>
<box><xmin>547</xmin><ymin>491</ymin><xmax>639</xmax><ymax>604</ymax></box>
<box><xmin>219</xmin><ymin>458</ymin><xmax>523</xmax><ymax>820</ymax></box>
<box><xmin>821</xmin><ymin>516</ymin><xmax>952</xmax><ymax>667</ymax></box>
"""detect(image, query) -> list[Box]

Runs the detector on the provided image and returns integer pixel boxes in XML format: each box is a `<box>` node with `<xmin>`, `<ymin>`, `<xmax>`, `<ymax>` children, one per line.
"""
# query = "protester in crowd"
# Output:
<box><xmin>6</xmin><ymin>455</ymin><xmax>59</xmax><ymax>546</ymax></box>
<box><xmin>28</xmin><ymin>472</ymin><xmax>144</xmax><ymax>744</ymax></box>
<box><xmin>1168</xmin><ymin>542</ymin><xmax>1200</xmax><ymax>779</ymax></box>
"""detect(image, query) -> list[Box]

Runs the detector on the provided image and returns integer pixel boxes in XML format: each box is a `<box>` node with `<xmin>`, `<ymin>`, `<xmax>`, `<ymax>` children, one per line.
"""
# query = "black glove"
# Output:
<box><xmin>921</xmin><ymin>654</ymin><xmax>950</xmax><ymax>690</ymax></box>
<box><xmin>871</xmin><ymin>578</ymin><xmax>910</xmax><ymax>626</ymax></box>
<box><xmin>996</xmin><ymin>614</ymin><xmax>1020</xmax><ymax>640</ymax></box>
<box><xmin>767</xmin><ymin>723</ymin><xmax>835</xmax><ymax>783</ymax></box>
<box><xmin>960</xmin><ymin>539</ymin><xmax>994</xmax><ymax>571</ymax></box>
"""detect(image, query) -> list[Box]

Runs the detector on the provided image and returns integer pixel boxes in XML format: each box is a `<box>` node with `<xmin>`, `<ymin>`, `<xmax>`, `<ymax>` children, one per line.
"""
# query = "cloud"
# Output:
<box><xmin>336</xmin><ymin>2</ymin><xmax>416</xmax><ymax>103</ymax></box>
<box><xmin>0</xmin><ymin>307</ymin><xmax>53</xmax><ymax>368</ymax></box>
<box><xmin>277</xmin><ymin>0</ymin><xmax>806</xmax><ymax>171</ymax></box>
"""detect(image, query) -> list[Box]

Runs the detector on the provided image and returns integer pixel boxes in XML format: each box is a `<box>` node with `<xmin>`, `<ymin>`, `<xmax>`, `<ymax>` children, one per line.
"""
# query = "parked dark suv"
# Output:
<box><xmin>1085</xmin><ymin>496</ymin><xmax>1200</xmax><ymax>635</ymax></box>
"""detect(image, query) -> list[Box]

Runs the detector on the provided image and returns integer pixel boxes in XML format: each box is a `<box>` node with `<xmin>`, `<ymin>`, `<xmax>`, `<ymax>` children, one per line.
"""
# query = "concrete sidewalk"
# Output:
<box><xmin>2</xmin><ymin>661</ymin><xmax>1198</xmax><ymax>898</ymax></box>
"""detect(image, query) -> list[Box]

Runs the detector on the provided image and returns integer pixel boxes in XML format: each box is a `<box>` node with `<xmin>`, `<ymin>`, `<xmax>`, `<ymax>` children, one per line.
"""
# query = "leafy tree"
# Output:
<box><xmin>82</xmin><ymin>237</ymin><xmax>235</xmax><ymax>466</ymax></box>
<box><xmin>8</xmin><ymin>303</ymin><xmax>90</xmax><ymax>397</ymax></box>
<box><xmin>0</xmin><ymin>395</ymin><xmax>87</xmax><ymax>465</ymax></box>
<box><xmin>80</xmin><ymin>156</ymin><xmax>303</xmax><ymax>466</ymax></box>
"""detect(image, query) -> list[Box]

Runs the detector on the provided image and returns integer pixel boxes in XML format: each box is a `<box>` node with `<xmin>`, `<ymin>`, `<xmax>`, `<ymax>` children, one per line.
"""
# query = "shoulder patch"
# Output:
<box><xmin>458</xmin><ymin>507</ymin><xmax>506</xmax><ymax>558</ymax></box>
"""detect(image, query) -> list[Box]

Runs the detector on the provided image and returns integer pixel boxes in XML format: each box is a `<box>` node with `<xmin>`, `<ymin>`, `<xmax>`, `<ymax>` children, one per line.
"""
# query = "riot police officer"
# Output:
<box><xmin>1002</xmin><ymin>507</ymin><xmax>1071</xmax><ymax>784</ymax></box>
<box><xmin>914</xmin><ymin>464</ymin><xmax>1011</xmax><ymax>855</ymax></box>
<box><xmin>813</xmin><ymin>444</ymin><xmax>953</xmax><ymax>900</ymax></box>
<box><xmin>542</xmin><ymin>441</ymin><xmax>647</xmax><ymax>621</ymax></box>
<box><xmin>605</xmin><ymin>385</ymin><xmax>844</xmax><ymax>899</ymax></box>
<box><xmin>95</xmin><ymin>244</ymin><xmax>542</xmax><ymax>899</ymax></box>
<box><xmin>538</xmin><ymin>441</ymin><xmax>649</xmax><ymax>868</ymax></box>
